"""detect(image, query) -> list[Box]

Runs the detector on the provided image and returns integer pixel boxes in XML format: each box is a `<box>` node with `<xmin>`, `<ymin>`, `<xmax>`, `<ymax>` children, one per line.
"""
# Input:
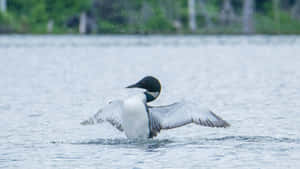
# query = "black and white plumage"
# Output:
<box><xmin>147</xmin><ymin>101</ymin><xmax>230</xmax><ymax>137</ymax></box>
<box><xmin>81</xmin><ymin>76</ymin><xmax>230</xmax><ymax>139</ymax></box>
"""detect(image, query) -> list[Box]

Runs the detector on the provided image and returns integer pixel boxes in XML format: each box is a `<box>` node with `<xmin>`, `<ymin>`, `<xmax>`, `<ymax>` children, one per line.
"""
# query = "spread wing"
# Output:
<box><xmin>80</xmin><ymin>100</ymin><xmax>124</xmax><ymax>132</ymax></box>
<box><xmin>148</xmin><ymin>101</ymin><xmax>230</xmax><ymax>136</ymax></box>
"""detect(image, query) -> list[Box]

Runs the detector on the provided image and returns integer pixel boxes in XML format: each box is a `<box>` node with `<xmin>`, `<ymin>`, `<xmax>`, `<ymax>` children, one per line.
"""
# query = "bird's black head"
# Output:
<box><xmin>126</xmin><ymin>76</ymin><xmax>161</xmax><ymax>102</ymax></box>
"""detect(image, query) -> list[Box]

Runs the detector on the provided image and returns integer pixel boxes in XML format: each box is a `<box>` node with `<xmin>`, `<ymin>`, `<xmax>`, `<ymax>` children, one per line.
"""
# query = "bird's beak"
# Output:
<box><xmin>126</xmin><ymin>83</ymin><xmax>139</xmax><ymax>88</ymax></box>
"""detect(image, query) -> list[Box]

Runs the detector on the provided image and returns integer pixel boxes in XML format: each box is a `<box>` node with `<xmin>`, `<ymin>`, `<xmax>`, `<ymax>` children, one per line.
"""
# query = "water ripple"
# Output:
<box><xmin>170</xmin><ymin>135</ymin><xmax>300</xmax><ymax>147</ymax></box>
<box><xmin>2</xmin><ymin>35</ymin><xmax>300</xmax><ymax>168</ymax></box>
<box><xmin>51</xmin><ymin>135</ymin><xmax>299</xmax><ymax>151</ymax></box>
<box><xmin>51</xmin><ymin>138</ymin><xmax>174</xmax><ymax>150</ymax></box>
<box><xmin>204</xmin><ymin>136</ymin><xmax>300</xmax><ymax>144</ymax></box>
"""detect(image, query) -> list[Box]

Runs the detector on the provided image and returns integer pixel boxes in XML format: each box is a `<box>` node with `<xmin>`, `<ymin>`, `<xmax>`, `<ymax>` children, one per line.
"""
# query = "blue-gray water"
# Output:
<box><xmin>1</xmin><ymin>35</ymin><xmax>300</xmax><ymax>169</ymax></box>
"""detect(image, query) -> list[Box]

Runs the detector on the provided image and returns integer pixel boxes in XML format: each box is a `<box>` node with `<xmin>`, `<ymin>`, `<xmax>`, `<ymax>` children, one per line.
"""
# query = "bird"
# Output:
<box><xmin>81</xmin><ymin>76</ymin><xmax>230</xmax><ymax>139</ymax></box>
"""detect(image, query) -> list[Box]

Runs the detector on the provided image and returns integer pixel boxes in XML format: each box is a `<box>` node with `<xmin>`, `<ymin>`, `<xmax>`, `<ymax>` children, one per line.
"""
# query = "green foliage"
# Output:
<box><xmin>3</xmin><ymin>0</ymin><xmax>91</xmax><ymax>33</ymax></box>
<box><xmin>0</xmin><ymin>12</ymin><xmax>11</xmax><ymax>23</ymax></box>
<box><xmin>256</xmin><ymin>11</ymin><xmax>300</xmax><ymax>34</ymax></box>
<box><xmin>46</xmin><ymin>0</ymin><xmax>91</xmax><ymax>23</ymax></box>
<box><xmin>143</xmin><ymin>8</ymin><xmax>174</xmax><ymax>33</ymax></box>
<box><xmin>1</xmin><ymin>0</ymin><xmax>300</xmax><ymax>34</ymax></box>
<box><xmin>98</xmin><ymin>20</ymin><xmax>123</xmax><ymax>33</ymax></box>
<box><xmin>0</xmin><ymin>12</ymin><xmax>14</xmax><ymax>32</ymax></box>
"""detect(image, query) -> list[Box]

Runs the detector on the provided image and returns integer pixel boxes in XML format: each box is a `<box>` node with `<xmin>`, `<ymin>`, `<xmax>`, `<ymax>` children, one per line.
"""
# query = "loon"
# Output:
<box><xmin>81</xmin><ymin>76</ymin><xmax>230</xmax><ymax>139</ymax></box>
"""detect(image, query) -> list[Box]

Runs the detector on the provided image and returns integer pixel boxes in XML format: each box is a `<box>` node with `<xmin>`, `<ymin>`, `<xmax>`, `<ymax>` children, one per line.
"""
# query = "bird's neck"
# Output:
<box><xmin>144</xmin><ymin>91</ymin><xmax>160</xmax><ymax>102</ymax></box>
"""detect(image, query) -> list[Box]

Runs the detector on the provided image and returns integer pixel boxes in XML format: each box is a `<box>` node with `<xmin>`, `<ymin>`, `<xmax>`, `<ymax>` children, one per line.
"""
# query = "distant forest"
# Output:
<box><xmin>1</xmin><ymin>0</ymin><xmax>300</xmax><ymax>34</ymax></box>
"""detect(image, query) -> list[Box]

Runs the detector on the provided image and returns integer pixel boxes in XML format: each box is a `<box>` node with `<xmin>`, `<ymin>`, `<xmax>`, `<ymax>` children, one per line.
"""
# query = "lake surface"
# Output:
<box><xmin>1</xmin><ymin>35</ymin><xmax>300</xmax><ymax>169</ymax></box>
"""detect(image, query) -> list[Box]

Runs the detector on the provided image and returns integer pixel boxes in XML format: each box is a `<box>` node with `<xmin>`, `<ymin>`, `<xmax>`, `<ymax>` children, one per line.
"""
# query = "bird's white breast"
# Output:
<box><xmin>121</xmin><ymin>94</ymin><xmax>149</xmax><ymax>139</ymax></box>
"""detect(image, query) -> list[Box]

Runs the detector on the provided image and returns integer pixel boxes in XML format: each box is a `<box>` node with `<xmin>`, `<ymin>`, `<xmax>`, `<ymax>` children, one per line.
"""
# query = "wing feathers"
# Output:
<box><xmin>80</xmin><ymin>100</ymin><xmax>124</xmax><ymax>132</ymax></box>
<box><xmin>81</xmin><ymin>99</ymin><xmax>230</xmax><ymax>137</ymax></box>
<box><xmin>193</xmin><ymin>111</ymin><xmax>230</xmax><ymax>128</ymax></box>
<box><xmin>149</xmin><ymin>101</ymin><xmax>230</xmax><ymax>131</ymax></box>
<box><xmin>80</xmin><ymin>109</ymin><xmax>104</xmax><ymax>125</ymax></box>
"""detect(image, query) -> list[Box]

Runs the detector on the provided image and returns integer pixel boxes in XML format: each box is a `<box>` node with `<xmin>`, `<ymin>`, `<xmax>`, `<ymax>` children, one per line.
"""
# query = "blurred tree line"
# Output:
<box><xmin>1</xmin><ymin>0</ymin><xmax>300</xmax><ymax>34</ymax></box>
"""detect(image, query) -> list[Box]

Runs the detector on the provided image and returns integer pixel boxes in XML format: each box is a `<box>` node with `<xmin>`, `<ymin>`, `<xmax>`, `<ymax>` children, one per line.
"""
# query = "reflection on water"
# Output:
<box><xmin>52</xmin><ymin>135</ymin><xmax>299</xmax><ymax>146</ymax></box>
<box><xmin>53</xmin><ymin>138</ymin><xmax>174</xmax><ymax>152</ymax></box>
<box><xmin>1</xmin><ymin>35</ymin><xmax>300</xmax><ymax>169</ymax></box>
<box><xmin>0</xmin><ymin>35</ymin><xmax>299</xmax><ymax>48</ymax></box>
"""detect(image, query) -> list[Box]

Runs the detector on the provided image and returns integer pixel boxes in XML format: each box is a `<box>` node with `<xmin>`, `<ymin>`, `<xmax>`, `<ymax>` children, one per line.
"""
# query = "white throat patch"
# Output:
<box><xmin>147</xmin><ymin>91</ymin><xmax>160</xmax><ymax>99</ymax></box>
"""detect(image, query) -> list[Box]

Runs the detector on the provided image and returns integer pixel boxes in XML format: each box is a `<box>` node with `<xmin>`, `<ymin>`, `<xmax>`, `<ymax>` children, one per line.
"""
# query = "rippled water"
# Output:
<box><xmin>1</xmin><ymin>35</ymin><xmax>300</xmax><ymax>169</ymax></box>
